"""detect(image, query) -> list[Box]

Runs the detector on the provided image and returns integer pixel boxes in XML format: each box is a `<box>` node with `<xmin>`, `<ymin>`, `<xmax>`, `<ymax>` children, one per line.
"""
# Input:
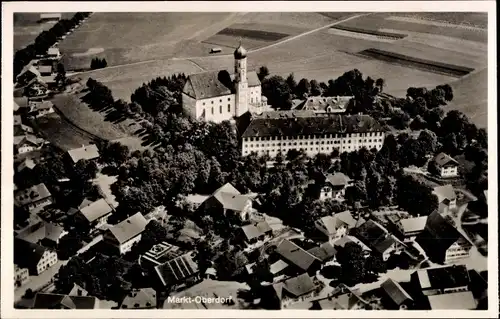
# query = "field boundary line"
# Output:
<box><xmin>386</xmin><ymin>16</ymin><xmax>487</xmax><ymax>32</ymax></box>
<box><xmin>51</xmin><ymin>105</ymin><xmax>106</xmax><ymax>143</ymax></box>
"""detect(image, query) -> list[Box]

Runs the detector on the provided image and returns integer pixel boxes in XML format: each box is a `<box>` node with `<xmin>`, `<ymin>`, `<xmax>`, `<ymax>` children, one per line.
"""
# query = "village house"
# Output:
<box><xmin>269</xmin><ymin>260</ymin><xmax>290</xmax><ymax>281</ymax></box>
<box><xmin>16</xmin><ymin>65</ymin><xmax>41</xmax><ymax>87</ymax></box>
<box><xmin>432</xmin><ymin>153</ymin><xmax>459</xmax><ymax>178</ymax></box>
<box><xmin>14</xmin><ymin>183</ymin><xmax>53</xmax><ymax>211</ymax></box>
<box><xmin>138</xmin><ymin>241</ymin><xmax>182</xmax><ymax>269</ymax></box>
<box><xmin>199</xmin><ymin>183</ymin><xmax>253</xmax><ymax>222</ymax></box>
<box><xmin>14</xmin><ymin>264</ymin><xmax>30</xmax><ymax>288</ymax></box>
<box><xmin>318</xmin><ymin>172</ymin><xmax>352</xmax><ymax>201</ymax></box>
<box><xmin>66</xmin><ymin>144</ymin><xmax>100</xmax><ymax>165</ymax></box>
<box><xmin>69</xmin><ymin>283</ymin><xmax>89</xmax><ymax>297</ymax></box>
<box><xmin>433</xmin><ymin>184</ymin><xmax>457</xmax><ymax>211</ymax></box>
<box><xmin>14</xmin><ymin>123</ymin><xmax>35</xmax><ymax>137</ymax></box>
<box><xmin>14</xmin><ymin>135</ymin><xmax>45</xmax><ymax>154</ymax></box>
<box><xmin>182</xmin><ymin>44</ymin><xmax>266</xmax><ymax>123</ymax></box>
<box><xmin>75</xmin><ymin>198</ymin><xmax>114</xmax><ymax>228</ymax></box>
<box><xmin>272</xmin><ymin>273</ymin><xmax>320</xmax><ymax>309</ymax></box>
<box><xmin>416</xmin><ymin>211</ymin><xmax>472</xmax><ymax>264</ymax></box>
<box><xmin>275</xmin><ymin>239</ymin><xmax>322</xmax><ymax>275</ymax></box>
<box><xmin>411</xmin><ymin>265</ymin><xmax>471</xmax><ymax>296</ymax></box>
<box><xmin>120</xmin><ymin>288</ymin><xmax>157</xmax><ymax>309</ymax></box>
<box><xmin>24</xmin><ymin>79</ymin><xmax>49</xmax><ymax>97</ymax></box>
<box><xmin>154</xmin><ymin>251</ymin><xmax>200</xmax><ymax>291</ymax></box>
<box><xmin>32</xmin><ymin>293</ymin><xmax>99</xmax><ymax>309</ymax></box>
<box><xmin>311</xmin><ymin>284</ymin><xmax>368</xmax><ymax>310</ymax></box>
<box><xmin>390</xmin><ymin>215</ymin><xmax>428</xmax><ymax>242</ymax></box>
<box><xmin>353</xmin><ymin>220</ymin><xmax>404</xmax><ymax>261</ymax></box>
<box><xmin>103</xmin><ymin>212</ymin><xmax>148</xmax><ymax>254</ymax></box>
<box><xmin>426</xmin><ymin>291</ymin><xmax>477</xmax><ymax>310</ymax></box>
<box><xmin>16</xmin><ymin>220</ymin><xmax>68</xmax><ymax>246</ymax></box>
<box><xmin>46</xmin><ymin>47</ymin><xmax>62</xmax><ymax>61</ymax></box>
<box><xmin>238</xmin><ymin>221</ymin><xmax>273</xmax><ymax>247</ymax></box>
<box><xmin>30</xmin><ymin>100</ymin><xmax>55</xmax><ymax>118</ymax></box>
<box><xmin>380</xmin><ymin>278</ymin><xmax>414</xmax><ymax>310</ymax></box>
<box><xmin>314</xmin><ymin>211</ymin><xmax>357</xmax><ymax>243</ymax></box>
<box><xmin>14</xmin><ymin>238</ymin><xmax>58</xmax><ymax>275</ymax></box>
<box><xmin>293</xmin><ymin>96</ymin><xmax>352</xmax><ymax>114</ymax></box>
<box><xmin>306</xmin><ymin>242</ymin><xmax>337</xmax><ymax>264</ymax></box>
<box><xmin>333</xmin><ymin>235</ymin><xmax>372</xmax><ymax>253</ymax></box>
<box><xmin>37</xmin><ymin>64</ymin><xmax>53</xmax><ymax>76</ymax></box>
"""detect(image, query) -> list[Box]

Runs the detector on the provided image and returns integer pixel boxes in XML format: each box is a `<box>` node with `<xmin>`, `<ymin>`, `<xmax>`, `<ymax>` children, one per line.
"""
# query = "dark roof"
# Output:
<box><xmin>307</xmin><ymin>242</ymin><xmax>337</xmax><ymax>262</ymax></box>
<box><xmin>241</xmin><ymin>114</ymin><xmax>383</xmax><ymax>138</ymax></box>
<box><xmin>325</xmin><ymin>172</ymin><xmax>351</xmax><ymax>187</ymax></box>
<box><xmin>381</xmin><ymin>278</ymin><xmax>413</xmax><ymax>306</ymax></box>
<box><xmin>276</xmin><ymin>239</ymin><xmax>320</xmax><ymax>271</ymax></box>
<box><xmin>434</xmin><ymin>152</ymin><xmax>459</xmax><ymax>167</ymax></box>
<box><xmin>416</xmin><ymin>265</ymin><xmax>470</xmax><ymax>290</ymax></box>
<box><xmin>14</xmin><ymin>183</ymin><xmax>52</xmax><ymax>207</ymax></box>
<box><xmin>234</xmin><ymin>44</ymin><xmax>247</xmax><ymax>59</ymax></box>
<box><xmin>316</xmin><ymin>284</ymin><xmax>367</xmax><ymax>310</ymax></box>
<box><xmin>121</xmin><ymin>288</ymin><xmax>157</xmax><ymax>309</ymax></box>
<box><xmin>295</xmin><ymin>96</ymin><xmax>353</xmax><ymax>112</ymax></box>
<box><xmin>183</xmin><ymin>71</ymin><xmax>231</xmax><ymax>99</ymax></box>
<box><xmin>273</xmin><ymin>273</ymin><xmax>315</xmax><ymax>300</ymax></box>
<box><xmin>108</xmin><ymin>212</ymin><xmax>147</xmax><ymax>244</ymax></box>
<box><xmin>155</xmin><ymin>252</ymin><xmax>199</xmax><ymax>286</ymax></box>
<box><xmin>32</xmin><ymin>293</ymin><xmax>97</xmax><ymax>309</ymax></box>
<box><xmin>416</xmin><ymin>211</ymin><xmax>461</xmax><ymax>263</ymax></box>
<box><xmin>14</xmin><ymin>238</ymin><xmax>48</xmax><ymax>268</ymax></box>
<box><xmin>240</xmin><ymin>221</ymin><xmax>272</xmax><ymax>241</ymax></box>
<box><xmin>354</xmin><ymin>220</ymin><xmax>395</xmax><ymax>254</ymax></box>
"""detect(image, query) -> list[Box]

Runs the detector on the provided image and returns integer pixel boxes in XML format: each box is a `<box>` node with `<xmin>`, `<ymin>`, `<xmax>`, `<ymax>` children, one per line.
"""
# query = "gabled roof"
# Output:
<box><xmin>121</xmin><ymin>288</ymin><xmax>157</xmax><ymax>309</ymax></box>
<box><xmin>17</xmin><ymin>158</ymin><xmax>37</xmax><ymax>172</ymax></box>
<box><xmin>33</xmin><ymin>100</ymin><xmax>54</xmax><ymax>111</ymax></box>
<box><xmin>155</xmin><ymin>252</ymin><xmax>199</xmax><ymax>286</ymax></box>
<box><xmin>69</xmin><ymin>283</ymin><xmax>89</xmax><ymax>297</ymax></box>
<box><xmin>276</xmin><ymin>239</ymin><xmax>320</xmax><ymax>271</ymax></box>
<box><xmin>434</xmin><ymin>152</ymin><xmax>459</xmax><ymax>167</ymax></box>
<box><xmin>381</xmin><ymin>278</ymin><xmax>413</xmax><ymax>306</ymax></box>
<box><xmin>217</xmin><ymin>193</ymin><xmax>251</xmax><ymax>212</ymax></box>
<box><xmin>32</xmin><ymin>293</ymin><xmax>98</xmax><ymax>309</ymax></box>
<box><xmin>230</xmin><ymin>70</ymin><xmax>260</xmax><ymax>87</ymax></box>
<box><xmin>427</xmin><ymin>291</ymin><xmax>476</xmax><ymax>310</ymax></box>
<box><xmin>433</xmin><ymin>185</ymin><xmax>457</xmax><ymax>202</ymax></box>
<box><xmin>15</xmin><ymin>183</ymin><xmax>52</xmax><ymax>207</ymax></box>
<box><xmin>108</xmin><ymin>212</ymin><xmax>147</xmax><ymax>244</ymax></box>
<box><xmin>414</xmin><ymin>265</ymin><xmax>470</xmax><ymax>290</ymax></box>
<box><xmin>354</xmin><ymin>219</ymin><xmax>395</xmax><ymax>254</ymax></box>
<box><xmin>79</xmin><ymin>199</ymin><xmax>113</xmax><ymax>223</ymax></box>
<box><xmin>14</xmin><ymin>134</ymin><xmax>44</xmax><ymax>147</ymax></box>
<box><xmin>372</xmin><ymin>235</ymin><xmax>396</xmax><ymax>255</ymax></box>
<box><xmin>325</xmin><ymin>172</ymin><xmax>351</xmax><ymax>187</ymax></box>
<box><xmin>318</xmin><ymin>216</ymin><xmax>338</xmax><ymax>235</ymax></box>
<box><xmin>44</xmin><ymin>222</ymin><xmax>66</xmax><ymax>242</ymax></box>
<box><xmin>333</xmin><ymin>235</ymin><xmax>371</xmax><ymax>251</ymax></box>
<box><xmin>183</xmin><ymin>71</ymin><xmax>232</xmax><ymax>99</ymax></box>
<box><xmin>242</xmin><ymin>114</ymin><xmax>383</xmax><ymax>138</ymax></box>
<box><xmin>67</xmin><ymin>144</ymin><xmax>100</xmax><ymax>163</ymax></box>
<box><xmin>270</xmin><ymin>260</ymin><xmax>289</xmax><ymax>274</ymax></box>
<box><xmin>317</xmin><ymin>284</ymin><xmax>367</xmax><ymax>310</ymax></box>
<box><xmin>307</xmin><ymin>242</ymin><xmax>337</xmax><ymax>262</ymax></box>
<box><xmin>240</xmin><ymin>221</ymin><xmax>272</xmax><ymax>241</ymax></box>
<box><xmin>14</xmin><ymin>238</ymin><xmax>49</xmax><ymax>268</ymax></box>
<box><xmin>399</xmin><ymin>216</ymin><xmax>428</xmax><ymax>234</ymax></box>
<box><xmin>17</xmin><ymin>65</ymin><xmax>41</xmax><ymax>79</ymax></box>
<box><xmin>318</xmin><ymin>212</ymin><xmax>357</xmax><ymax>235</ymax></box>
<box><xmin>273</xmin><ymin>273</ymin><xmax>315</xmax><ymax>300</ymax></box>
<box><xmin>296</xmin><ymin>96</ymin><xmax>352</xmax><ymax>113</ymax></box>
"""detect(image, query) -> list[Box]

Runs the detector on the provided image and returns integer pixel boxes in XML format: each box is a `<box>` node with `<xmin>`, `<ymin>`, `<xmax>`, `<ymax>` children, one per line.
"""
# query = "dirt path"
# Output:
<box><xmin>72</xmin><ymin>13</ymin><xmax>370</xmax><ymax>76</ymax></box>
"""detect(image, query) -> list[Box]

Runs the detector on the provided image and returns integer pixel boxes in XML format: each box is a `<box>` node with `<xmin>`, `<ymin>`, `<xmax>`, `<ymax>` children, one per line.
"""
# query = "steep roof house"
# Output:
<box><xmin>275</xmin><ymin>239</ymin><xmax>322</xmax><ymax>275</ymax></box>
<box><xmin>103</xmin><ymin>213</ymin><xmax>148</xmax><ymax>254</ymax></box>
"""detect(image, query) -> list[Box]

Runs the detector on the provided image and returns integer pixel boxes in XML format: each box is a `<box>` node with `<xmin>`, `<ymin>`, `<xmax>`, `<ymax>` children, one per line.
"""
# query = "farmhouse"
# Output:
<box><xmin>16</xmin><ymin>220</ymin><xmax>68</xmax><ymax>246</ymax></box>
<box><xmin>24</xmin><ymin>78</ymin><xmax>49</xmax><ymax>97</ymax></box>
<box><xmin>14</xmin><ymin>238</ymin><xmax>58</xmax><ymax>275</ymax></box>
<box><xmin>103</xmin><ymin>212</ymin><xmax>148</xmax><ymax>254</ymax></box>
<box><xmin>199</xmin><ymin>183</ymin><xmax>253</xmax><ymax>222</ymax></box>
<box><xmin>307</xmin><ymin>242</ymin><xmax>337</xmax><ymax>263</ymax></box>
<box><xmin>354</xmin><ymin>220</ymin><xmax>403</xmax><ymax>261</ymax></box>
<box><xmin>275</xmin><ymin>239</ymin><xmax>322</xmax><ymax>275</ymax></box>
<box><xmin>380</xmin><ymin>278</ymin><xmax>414</xmax><ymax>310</ymax></box>
<box><xmin>433</xmin><ymin>184</ymin><xmax>457</xmax><ymax>210</ymax></box>
<box><xmin>238</xmin><ymin>221</ymin><xmax>273</xmax><ymax>246</ymax></box>
<box><xmin>391</xmin><ymin>216</ymin><xmax>428</xmax><ymax>241</ymax></box>
<box><xmin>293</xmin><ymin>96</ymin><xmax>352</xmax><ymax>114</ymax></box>
<box><xmin>154</xmin><ymin>251</ymin><xmax>200</xmax><ymax>290</ymax></box>
<box><xmin>312</xmin><ymin>284</ymin><xmax>368</xmax><ymax>310</ymax></box>
<box><xmin>32</xmin><ymin>293</ymin><xmax>99</xmax><ymax>309</ymax></box>
<box><xmin>319</xmin><ymin>172</ymin><xmax>352</xmax><ymax>201</ymax></box>
<box><xmin>14</xmin><ymin>135</ymin><xmax>45</xmax><ymax>154</ymax></box>
<box><xmin>411</xmin><ymin>264</ymin><xmax>471</xmax><ymax>296</ymax></box>
<box><xmin>14</xmin><ymin>265</ymin><xmax>30</xmax><ymax>288</ymax></box>
<box><xmin>16</xmin><ymin>65</ymin><xmax>41</xmax><ymax>86</ymax></box>
<box><xmin>182</xmin><ymin>44</ymin><xmax>267</xmax><ymax>123</ymax></box>
<box><xmin>272</xmin><ymin>273</ymin><xmax>319</xmax><ymax>309</ymax></box>
<box><xmin>30</xmin><ymin>100</ymin><xmax>55</xmax><ymax>118</ymax></box>
<box><xmin>76</xmin><ymin>198</ymin><xmax>114</xmax><ymax>228</ymax></box>
<box><xmin>314</xmin><ymin>211</ymin><xmax>357</xmax><ymax>243</ymax></box>
<box><xmin>67</xmin><ymin>144</ymin><xmax>100</xmax><ymax>164</ymax></box>
<box><xmin>416</xmin><ymin>211</ymin><xmax>472</xmax><ymax>264</ymax></box>
<box><xmin>432</xmin><ymin>153</ymin><xmax>459</xmax><ymax>178</ymax></box>
<box><xmin>14</xmin><ymin>183</ymin><xmax>53</xmax><ymax>211</ymax></box>
<box><xmin>241</xmin><ymin>113</ymin><xmax>385</xmax><ymax>158</ymax></box>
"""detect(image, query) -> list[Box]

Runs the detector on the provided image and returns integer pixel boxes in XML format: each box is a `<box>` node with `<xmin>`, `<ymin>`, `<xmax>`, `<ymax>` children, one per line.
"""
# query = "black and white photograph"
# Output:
<box><xmin>1</xmin><ymin>1</ymin><xmax>497</xmax><ymax>318</ymax></box>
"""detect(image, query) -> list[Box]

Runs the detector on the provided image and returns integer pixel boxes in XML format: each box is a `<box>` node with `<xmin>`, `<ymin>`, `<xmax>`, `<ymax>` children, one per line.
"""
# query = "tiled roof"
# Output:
<box><xmin>67</xmin><ymin>144</ymin><xmax>100</xmax><ymax>163</ymax></box>
<box><xmin>79</xmin><ymin>199</ymin><xmax>113</xmax><ymax>223</ymax></box>
<box><xmin>240</xmin><ymin>221</ymin><xmax>272</xmax><ymax>241</ymax></box>
<box><xmin>354</xmin><ymin>220</ymin><xmax>395</xmax><ymax>254</ymax></box>
<box><xmin>32</xmin><ymin>293</ymin><xmax>98</xmax><ymax>309</ymax></box>
<box><xmin>15</xmin><ymin>183</ymin><xmax>52</xmax><ymax>207</ymax></box>
<box><xmin>415</xmin><ymin>265</ymin><xmax>470</xmax><ymax>290</ymax></box>
<box><xmin>217</xmin><ymin>193</ymin><xmax>250</xmax><ymax>212</ymax></box>
<box><xmin>270</xmin><ymin>260</ymin><xmax>289</xmax><ymax>274</ymax></box>
<box><xmin>255</xmin><ymin>110</ymin><xmax>317</xmax><ymax>119</ymax></box>
<box><xmin>307</xmin><ymin>242</ymin><xmax>337</xmax><ymax>262</ymax></box>
<box><xmin>333</xmin><ymin>235</ymin><xmax>371</xmax><ymax>251</ymax></box>
<box><xmin>14</xmin><ymin>134</ymin><xmax>44</xmax><ymax>147</ymax></box>
<box><xmin>434</xmin><ymin>152</ymin><xmax>459</xmax><ymax>167</ymax></box>
<box><xmin>276</xmin><ymin>239</ymin><xmax>320</xmax><ymax>271</ymax></box>
<box><xmin>108</xmin><ymin>212</ymin><xmax>148</xmax><ymax>244</ymax></box>
<box><xmin>399</xmin><ymin>216</ymin><xmax>427</xmax><ymax>234</ymax></box>
<box><xmin>296</xmin><ymin>96</ymin><xmax>353</xmax><ymax>112</ymax></box>
<box><xmin>273</xmin><ymin>273</ymin><xmax>315</xmax><ymax>300</ymax></box>
<box><xmin>317</xmin><ymin>284</ymin><xmax>366</xmax><ymax>310</ymax></box>
<box><xmin>230</xmin><ymin>70</ymin><xmax>260</xmax><ymax>87</ymax></box>
<box><xmin>14</xmin><ymin>238</ymin><xmax>48</xmax><ymax>269</ymax></box>
<box><xmin>433</xmin><ymin>185</ymin><xmax>457</xmax><ymax>202</ymax></box>
<box><xmin>381</xmin><ymin>278</ymin><xmax>413</xmax><ymax>306</ymax></box>
<box><xmin>325</xmin><ymin>172</ymin><xmax>351</xmax><ymax>187</ymax></box>
<box><xmin>242</xmin><ymin>114</ymin><xmax>383</xmax><ymax>138</ymax></box>
<box><xmin>427</xmin><ymin>291</ymin><xmax>476</xmax><ymax>310</ymax></box>
<box><xmin>121</xmin><ymin>288</ymin><xmax>157</xmax><ymax>309</ymax></box>
<box><xmin>183</xmin><ymin>71</ymin><xmax>232</xmax><ymax>99</ymax></box>
<box><xmin>155</xmin><ymin>252</ymin><xmax>199</xmax><ymax>286</ymax></box>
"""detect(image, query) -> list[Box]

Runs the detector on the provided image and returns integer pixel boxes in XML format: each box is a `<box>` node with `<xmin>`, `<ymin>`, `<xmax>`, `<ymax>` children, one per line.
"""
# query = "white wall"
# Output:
<box><xmin>196</xmin><ymin>95</ymin><xmax>235</xmax><ymax>123</ymax></box>
<box><xmin>440</xmin><ymin>166</ymin><xmax>458</xmax><ymax>178</ymax></box>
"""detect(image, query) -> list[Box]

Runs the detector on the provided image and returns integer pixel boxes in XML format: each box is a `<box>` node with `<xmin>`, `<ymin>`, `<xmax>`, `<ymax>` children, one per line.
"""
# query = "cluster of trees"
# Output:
<box><xmin>90</xmin><ymin>57</ymin><xmax>108</xmax><ymax>70</ymax></box>
<box><xmin>14</xmin><ymin>12</ymin><xmax>91</xmax><ymax>81</ymax></box>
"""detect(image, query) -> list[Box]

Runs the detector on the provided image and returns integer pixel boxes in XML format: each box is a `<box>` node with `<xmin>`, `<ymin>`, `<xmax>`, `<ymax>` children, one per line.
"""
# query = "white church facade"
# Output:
<box><xmin>182</xmin><ymin>44</ymin><xmax>267</xmax><ymax>123</ymax></box>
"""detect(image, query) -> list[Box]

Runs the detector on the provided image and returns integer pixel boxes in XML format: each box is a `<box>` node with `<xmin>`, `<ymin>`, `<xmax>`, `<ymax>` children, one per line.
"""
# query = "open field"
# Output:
<box><xmin>202</xmin><ymin>34</ymin><xmax>270</xmax><ymax>50</ymax></box>
<box><xmin>445</xmin><ymin>68</ymin><xmax>488</xmax><ymax>128</ymax></box>
<box><xmin>14</xmin><ymin>13</ymin><xmax>75</xmax><ymax>49</ymax></box>
<box><xmin>339</xmin><ymin>13</ymin><xmax>488</xmax><ymax>43</ymax></box>
<box><xmin>331</xmin><ymin>25</ymin><xmax>408</xmax><ymax>39</ymax></box>
<box><xmin>389</xmin><ymin>12</ymin><xmax>488</xmax><ymax>29</ymax></box>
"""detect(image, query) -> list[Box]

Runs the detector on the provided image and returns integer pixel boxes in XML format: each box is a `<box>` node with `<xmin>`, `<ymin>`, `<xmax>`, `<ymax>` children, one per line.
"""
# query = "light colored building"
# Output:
<box><xmin>37</xmin><ymin>65</ymin><xmax>53</xmax><ymax>76</ymax></box>
<box><xmin>433</xmin><ymin>185</ymin><xmax>457</xmax><ymax>210</ymax></box>
<box><xmin>67</xmin><ymin>144</ymin><xmax>100</xmax><ymax>164</ymax></box>
<box><xmin>103</xmin><ymin>212</ymin><xmax>148</xmax><ymax>254</ymax></box>
<box><xmin>411</xmin><ymin>265</ymin><xmax>471</xmax><ymax>297</ymax></box>
<box><xmin>39</xmin><ymin>13</ymin><xmax>62</xmax><ymax>21</ymax></box>
<box><xmin>182</xmin><ymin>44</ymin><xmax>266</xmax><ymax>123</ymax></box>
<box><xmin>241</xmin><ymin>114</ymin><xmax>385</xmax><ymax>158</ymax></box>
<box><xmin>30</xmin><ymin>100</ymin><xmax>55</xmax><ymax>118</ymax></box>
<box><xmin>199</xmin><ymin>183</ymin><xmax>253</xmax><ymax>222</ymax></box>
<box><xmin>432</xmin><ymin>153</ymin><xmax>459</xmax><ymax>178</ymax></box>
<box><xmin>14</xmin><ymin>183</ymin><xmax>53</xmax><ymax>211</ymax></box>
<box><xmin>14</xmin><ymin>265</ymin><xmax>30</xmax><ymax>288</ymax></box>
<box><xmin>319</xmin><ymin>172</ymin><xmax>352</xmax><ymax>201</ymax></box>
<box><xmin>14</xmin><ymin>135</ymin><xmax>45</xmax><ymax>154</ymax></box>
<box><xmin>426</xmin><ymin>291</ymin><xmax>476</xmax><ymax>310</ymax></box>
<box><xmin>14</xmin><ymin>238</ymin><xmax>58</xmax><ymax>275</ymax></box>
<box><xmin>76</xmin><ymin>198</ymin><xmax>114</xmax><ymax>228</ymax></box>
<box><xmin>294</xmin><ymin>96</ymin><xmax>353</xmax><ymax>114</ymax></box>
<box><xmin>239</xmin><ymin>221</ymin><xmax>273</xmax><ymax>247</ymax></box>
<box><xmin>314</xmin><ymin>211</ymin><xmax>357</xmax><ymax>242</ymax></box>
<box><xmin>272</xmin><ymin>273</ymin><xmax>320</xmax><ymax>309</ymax></box>
<box><xmin>46</xmin><ymin>47</ymin><xmax>62</xmax><ymax>60</ymax></box>
<box><xmin>120</xmin><ymin>288</ymin><xmax>157</xmax><ymax>309</ymax></box>
<box><xmin>394</xmin><ymin>216</ymin><xmax>428</xmax><ymax>241</ymax></box>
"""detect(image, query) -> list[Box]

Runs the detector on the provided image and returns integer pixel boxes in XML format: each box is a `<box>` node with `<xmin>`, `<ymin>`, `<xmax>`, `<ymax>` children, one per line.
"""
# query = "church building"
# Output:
<box><xmin>182</xmin><ymin>44</ymin><xmax>267</xmax><ymax>123</ymax></box>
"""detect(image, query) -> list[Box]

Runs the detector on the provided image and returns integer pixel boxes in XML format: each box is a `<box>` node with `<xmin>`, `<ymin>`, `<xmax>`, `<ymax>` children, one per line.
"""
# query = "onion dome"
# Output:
<box><xmin>234</xmin><ymin>43</ymin><xmax>247</xmax><ymax>59</ymax></box>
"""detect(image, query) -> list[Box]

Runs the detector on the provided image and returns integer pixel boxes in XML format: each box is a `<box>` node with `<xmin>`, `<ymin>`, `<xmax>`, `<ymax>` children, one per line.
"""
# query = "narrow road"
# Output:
<box><xmin>71</xmin><ymin>13</ymin><xmax>370</xmax><ymax>76</ymax></box>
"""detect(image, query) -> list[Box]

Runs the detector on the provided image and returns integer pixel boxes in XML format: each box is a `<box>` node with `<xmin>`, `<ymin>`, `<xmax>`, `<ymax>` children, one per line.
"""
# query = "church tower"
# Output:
<box><xmin>234</xmin><ymin>43</ymin><xmax>248</xmax><ymax>117</ymax></box>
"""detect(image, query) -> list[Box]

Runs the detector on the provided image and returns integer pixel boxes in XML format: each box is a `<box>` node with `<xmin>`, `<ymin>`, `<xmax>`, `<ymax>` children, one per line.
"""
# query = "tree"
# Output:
<box><xmin>365</xmin><ymin>254</ymin><xmax>386</xmax><ymax>275</ymax></box>
<box><xmin>101</xmin><ymin>142</ymin><xmax>130</xmax><ymax>166</ymax></box>
<box><xmin>417</xmin><ymin>129</ymin><xmax>440</xmax><ymax>154</ymax></box>
<box><xmin>335</xmin><ymin>242</ymin><xmax>367</xmax><ymax>285</ymax></box>
<box><xmin>396</xmin><ymin>175</ymin><xmax>438</xmax><ymax>216</ymax></box>
<box><xmin>262</xmin><ymin>75</ymin><xmax>292</xmax><ymax>109</ymax></box>
<box><xmin>375</xmin><ymin>78</ymin><xmax>385</xmax><ymax>93</ymax></box>
<box><xmin>54</xmin><ymin>63</ymin><xmax>67</xmax><ymax>88</ymax></box>
<box><xmin>257</xmin><ymin>66</ymin><xmax>270</xmax><ymax>82</ymax></box>
<box><xmin>295</xmin><ymin>78</ymin><xmax>311</xmax><ymax>98</ymax></box>
<box><xmin>310</xmin><ymin>79</ymin><xmax>322</xmax><ymax>96</ymax></box>
<box><xmin>286</xmin><ymin>73</ymin><xmax>297</xmax><ymax>94</ymax></box>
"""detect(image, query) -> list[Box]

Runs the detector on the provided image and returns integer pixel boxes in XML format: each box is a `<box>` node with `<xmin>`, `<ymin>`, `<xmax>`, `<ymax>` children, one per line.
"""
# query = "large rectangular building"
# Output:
<box><xmin>240</xmin><ymin>113</ymin><xmax>385</xmax><ymax>157</ymax></box>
